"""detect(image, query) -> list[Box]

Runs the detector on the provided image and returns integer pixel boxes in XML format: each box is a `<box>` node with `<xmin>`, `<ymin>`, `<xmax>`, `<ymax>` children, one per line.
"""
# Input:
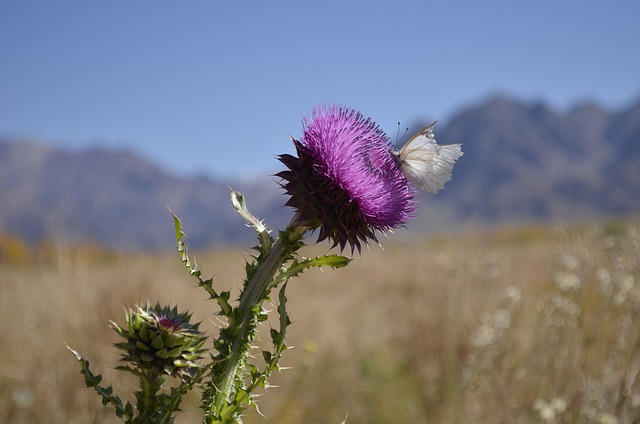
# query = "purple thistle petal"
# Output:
<box><xmin>278</xmin><ymin>105</ymin><xmax>417</xmax><ymax>251</ymax></box>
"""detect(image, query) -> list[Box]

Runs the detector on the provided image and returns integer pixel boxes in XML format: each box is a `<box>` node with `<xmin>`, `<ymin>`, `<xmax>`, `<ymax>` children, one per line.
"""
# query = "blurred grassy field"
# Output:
<box><xmin>1</xmin><ymin>219</ymin><xmax>639</xmax><ymax>423</ymax></box>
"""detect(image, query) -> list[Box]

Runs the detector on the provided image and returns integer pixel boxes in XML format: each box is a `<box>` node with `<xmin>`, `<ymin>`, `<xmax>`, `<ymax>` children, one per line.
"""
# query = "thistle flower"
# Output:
<box><xmin>111</xmin><ymin>302</ymin><xmax>206</xmax><ymax>379</ymax></box>
<box><xmin>277</xmin><ymin>105</ymin><xmax>416</xmax><ymax>251</ymax></box>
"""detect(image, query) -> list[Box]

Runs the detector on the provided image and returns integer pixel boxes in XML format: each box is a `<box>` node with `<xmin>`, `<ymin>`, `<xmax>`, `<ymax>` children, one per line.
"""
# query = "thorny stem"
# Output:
<box><xmin>211</xmin><ymin>214</ymin><xmax>306</xmax><ymax>419</ymax></box>
<box><xmin>138</xmin><ymin>372</ymin><xmax>166</xmax><ymax>423</ymax></box>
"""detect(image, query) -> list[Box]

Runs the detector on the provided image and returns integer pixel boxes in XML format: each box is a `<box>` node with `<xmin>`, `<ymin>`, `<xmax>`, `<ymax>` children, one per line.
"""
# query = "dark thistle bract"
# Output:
<box><xmin>67</xmin><ymin>105</ymin><xmax>459</xmax><ymax>423</ymax></box>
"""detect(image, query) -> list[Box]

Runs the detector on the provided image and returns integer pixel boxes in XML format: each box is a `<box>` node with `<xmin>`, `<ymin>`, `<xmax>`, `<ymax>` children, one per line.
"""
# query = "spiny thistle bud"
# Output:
<box><xmin>277</xmin><ymin>105</ymin><xmax>416</xmax><ymax>252</ymax></box>
<box><xmin>111</xmin><ymin>302</ymin><xmax>206</xmax><ymax>379</ymax></box>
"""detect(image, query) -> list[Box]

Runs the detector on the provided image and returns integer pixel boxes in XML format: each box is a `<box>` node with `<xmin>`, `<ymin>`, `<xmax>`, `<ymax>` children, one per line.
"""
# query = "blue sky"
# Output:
<box><xmin>1</xmin><ymin>1</ymin><xmax>639</xmax><ymax>179</ymax></box>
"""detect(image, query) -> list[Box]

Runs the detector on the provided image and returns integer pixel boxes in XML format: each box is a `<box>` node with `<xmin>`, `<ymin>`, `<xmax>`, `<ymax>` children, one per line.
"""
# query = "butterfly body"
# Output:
<box><xmin>391</xmin><ymin>122</ymin><xmax>463</xmax><ymax>193</ymax></box>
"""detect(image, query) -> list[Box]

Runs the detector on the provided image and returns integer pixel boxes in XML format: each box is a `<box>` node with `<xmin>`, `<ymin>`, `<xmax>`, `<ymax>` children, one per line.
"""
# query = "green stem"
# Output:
<box><xmin>137</xmin><ymin>372</ymin><xmax>165</xmax><ymax>424</ymax></box>
<box><xmin>216</xmin><ymin>239</ymin><xmax>286</xmax><ymax>407</ymax></box>
<box><xmin>211</xmin><ymin>216</ymin><xmax>306</xmax><ymax>419</ymax></box>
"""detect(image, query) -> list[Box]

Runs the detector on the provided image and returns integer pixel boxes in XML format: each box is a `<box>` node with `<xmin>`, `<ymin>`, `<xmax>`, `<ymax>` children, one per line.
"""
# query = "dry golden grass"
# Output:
<box><xmin>1</xmin><ymin>220</ymin><xmax>639</xmax><ymax>423</ymax></box>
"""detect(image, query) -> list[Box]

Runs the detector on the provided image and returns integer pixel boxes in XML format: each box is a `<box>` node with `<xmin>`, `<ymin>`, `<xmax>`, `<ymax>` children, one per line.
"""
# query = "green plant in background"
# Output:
<box><xmin>67</xmin><ymin>105</ymin><xmax>462</xmax><ymax>423</ymax></box>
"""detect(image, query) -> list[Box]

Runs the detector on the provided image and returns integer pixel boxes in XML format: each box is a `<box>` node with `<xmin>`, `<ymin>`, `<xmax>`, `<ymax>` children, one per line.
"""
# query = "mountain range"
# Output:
<box><xmin>1</xmin><ymin>95</ymin><xmax>638</xmax><ymax>249</ymax></box>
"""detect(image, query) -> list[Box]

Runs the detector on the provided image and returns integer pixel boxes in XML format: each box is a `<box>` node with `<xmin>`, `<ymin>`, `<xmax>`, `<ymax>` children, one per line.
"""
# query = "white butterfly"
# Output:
<box><xmin>391</xmin><ymin>122</ymin><xmax>463</xmax><ymax>193</ymax></box>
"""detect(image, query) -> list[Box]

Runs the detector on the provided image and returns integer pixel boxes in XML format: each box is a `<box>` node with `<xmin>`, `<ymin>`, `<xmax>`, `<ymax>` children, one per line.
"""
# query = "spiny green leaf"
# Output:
<box><xmin>278</xmin><ymin>254</ymin><xmax>351</xmax><ymax>282</ymax></box>
<box><xmin>269</xmin><ymin>328</ymin><xmax>281</xmax><ymax>345</ymax></box>
<box><xmin>114</xmin><ymin>365</ymin><xmax>140</xmax><ymax>375</ymax></box>
<box><xmin>109</xmin><ymin>321</ymin><xmax>127</xmax><ymax>337</ymax></box>
<box><xmin>234</xmin><ymin>387</ymin><xmax>251</xmax><ymax>406</ymax></box>
<box><xmin>217</xmin><ymin>290</ymin><xmax>233</xmax><ymax>317</ymax></box>
<box><xmin>249</xmin><ymin>363</ymin><xmax>260</xmax><ymax>379</ymax></box>
<box><xmin>276</xmin><ymin>283</ymin><xmax>291</xmax><ymax>347</ymax></box>
<box><xmin>66</xmin><ymin>344</ymin><xmax>132</xmax><ymax>419</ymax></box>
<box><xmin>113</xmin><ymin>342</ymin><xmax>136</xmax><ymax>351</ymax></box>
<box><xmin>170</xmin><ymin>210</ymin><xmax>199</xmax><ymax>275</ymax></box>
<box><xmin>171</xmin><ymin>206</ymin><xmax>184</xmax><ymax>245</ymax></box>
<box><xmin>170</xmin><ymin>209</ymin><xmax>231</xmax><ymax>311</ymax></box>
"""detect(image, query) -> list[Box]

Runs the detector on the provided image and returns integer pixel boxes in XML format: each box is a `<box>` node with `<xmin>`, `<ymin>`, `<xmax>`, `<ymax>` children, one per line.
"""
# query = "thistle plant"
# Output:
<box><xmin>68</xmin><ymin>105</ymin><xmax>461</xmax><ymax>423</ymax></box>
<box><xmin>66</xmin><ymin>303</ymin><xmax>206</xmax><ymax>423</ymax></box>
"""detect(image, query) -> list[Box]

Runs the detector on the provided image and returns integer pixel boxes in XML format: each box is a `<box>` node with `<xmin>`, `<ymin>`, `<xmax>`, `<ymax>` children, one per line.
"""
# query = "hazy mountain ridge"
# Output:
<box><xmin>1</xmin><ymin>95</ymin><xmax>638</xmax><ymax>248</ymax></box>
<box><xmin>0</xmin><ymin>140</ymin><xmax>285</xmax><ymax>248</ymax></box>
<box><xmin>433</xmin><ymin>95</ymin><xmax>640</xmax><ymax>223</ymax></box>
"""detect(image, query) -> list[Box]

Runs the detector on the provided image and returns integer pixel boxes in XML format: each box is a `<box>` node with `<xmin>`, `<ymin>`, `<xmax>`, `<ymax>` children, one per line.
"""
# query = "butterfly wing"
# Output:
<box><xmin>397</xmin><ymin>123</ymin><xmax>463</xmax><ymax>193</ymax></box>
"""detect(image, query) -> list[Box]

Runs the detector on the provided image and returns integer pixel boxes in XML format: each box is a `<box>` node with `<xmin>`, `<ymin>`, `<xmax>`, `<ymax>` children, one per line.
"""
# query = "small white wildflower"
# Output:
<box><xmin>620</xmin><ymin>274</ymin><xmax>634</xmax><ymax>292</ymax></box>
<box><xmin>598</xmin><ymin>412</ymin><xmax>619</xmax><ymax>424</ymax></box>
<box><xmin>613</xmin><ymin>291</ymin><xmax>628</xmax><ymax>306</ymax></box>
<box><xmin>471</xmin><ymin>323</ymin><xmax>496</xmax><ymax>348</ymax></box>
<box><xmin>561</xmin><ymin>254</ymin><xmax>579</xmax><ymax>270</ymax></box>
<box><xmin>551</xmin><ymin>397</ymin><xmax>567</xmax><ymax>413</ymax></box>
<box><xmin>493</xmin><ymin>309</ymin><xmax>511</xmax><ymax>330</ymax></box>
<box><xmin>505</xmin><ymin>285</ymin><xmax>522</xmax><ymax>303</ymax></box>
<box><xmin>554</xmin><ymin>271</ymin><xmax>581</xmax><ymax>292</ymax></box>
<box><xmin>539</xmin><ymin>404</ymin><xmax>556</xmax><ymax>421</ymax></box>
<box><xmin>533</xmin><ymin>398</ymin><xmax>566</xmax><ymax>422</ymax></box>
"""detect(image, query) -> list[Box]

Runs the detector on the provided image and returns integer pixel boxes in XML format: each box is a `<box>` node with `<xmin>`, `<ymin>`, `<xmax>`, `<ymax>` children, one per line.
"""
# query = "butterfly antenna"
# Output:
<box><xmin>395</xmin><ymin>122</ymin><xmax>411</xmax><ymax>147</ymax></box>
